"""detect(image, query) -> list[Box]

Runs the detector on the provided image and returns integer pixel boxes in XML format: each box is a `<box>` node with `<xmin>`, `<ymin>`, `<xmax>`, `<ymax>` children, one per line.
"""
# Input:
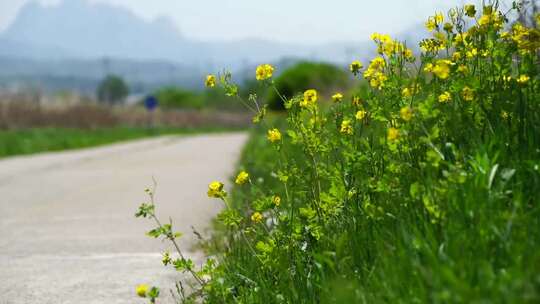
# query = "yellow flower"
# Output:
<box><xmin>251</xmin><ymin>212</ymin><xmax>263</xmax><ymax>223</ymax></box>
<box><xmin>402</xmin><ymin>87</ymin><xmax>412</xmax><ymax>97</ymax></box>
<box><xmin>207</xmin><ymin>181</ymin><xmax>226</xmax><ymax>198</ymax></box>
<box><xmin>501</xmin><ymin>111</ymin><xmax>509</xmax><ymax>120</ymax></box>
<box><xmin>387</xmin><ymin>127</ymin><xmax>400</xmax><ymax>141</ymax></box>
<box><xmin>500</xmin><ymin>31</ymin><xmax>511</xmax><ymax>39</ymax></box>
<box><xmin>370</xmin><ymin>57</ymin><xmax>386</xmax><ymax>69</ymax></box>
<box><xmin>400</xmin><ymin>107</ymin><xmax>413</xmax><ymax>121</ymax></box>
<box><xmin>369</xmin><ymin>73</ymin><xmax>387</xmax><ymax>90</ymax></box>
<box><xmin>355</xmin><ymin>110</ymin><xmax>367</xmax><ymax>121</ymax></box>
<box><xmin>350</xmin><ymin>60</ymin><xmax>363</xmax><ymax>76</ymax></box>
<box><xmin>136</xmin><ymin>284</ymin><xmax>149</xmax><ymax>298</ymax></box>
<box><xmin>464</xmin><ymin>4</ymin><xmax>476</xmax><ymax>17</ymax></box>
<box><xmin>255</xmin><ymin>64</ymin><xmax>274</xmax><ymax>81</ymax></box>
<box><xmin>267</xmin><ymin>128</ymin><xmax>282</xmax><ymax>143</ymax></box>
<box><xmin>457</xmin><ymin>65</ymin><xmax>469</xmax><ymax>74</ymax></box>
<box><xmin>478</xmin><ymin>11</ymin><xmax>503</xmax><ymax>30</ymax></box>
<box><xmin>205</xmin><ymin>74</ymin><xmax>216</xmax><ymax>87</ymax></box>
<box><xmin>461</xmin><ymin>86</ymin><xmax>474</xmax><ymax>101</ymax></box>
<box><xmin>466</xmin><ymin>48</ymin><xmax>478</xmax><ymax>58</ymax></box>
<box><xmin>438</xmin><ymin>91</ymin><xmax>451</xmax><ymax>103</ymax></box>
<box><xmin>404</xmin><ymin>48</ymin><xmax>414</xmax><ymax>60</ymax></box>
<box><xmin>432</xmin><ymin>60</ymin><xmax>452</xmax><ymax>79</ymax></box>
<box><xmin>235</xmin><ymin>171</ymin><xmax>249</xmax><ymax>185</ymax></box>
<box><xmin>340</xmin><ymin>119</ymin><xmax>354</xmax><ymax>135</ymax></box>
<box><xmin>332</xmin><ymin>93</ymin><xmax>344</xmax><ymax>103</ymax></box>
<box><xmin>517</xmin><ymin>74</ymin><xmax>530</xmax><ymax>84</ymax></box>
<box><xmin>301</xmin><ymin>89</ymin><xmax>318</xmax><ymax>107</ymax></box>
<box><xmin>452</xmin><ymin>52</ymin><xmax>462</xmax><ymax>61</ymax></box>
<box><xmin>272</xmin><ymin>195</ymin><xmax>281</xmax><ymax>207</ymax></box>
<box><xmin>511</xmin><ymin>23</ymin><xmax>540</xmax><ymax>54</ymax></box>
<box><xmin>435</xmin><ymin>13</ymin><xmax>444</xmax><ymax>23</ymax></box>
<box><xmin>425</xmin><ymin>13</ymin><xmax>444</xmax><ymax>31</ymax></box>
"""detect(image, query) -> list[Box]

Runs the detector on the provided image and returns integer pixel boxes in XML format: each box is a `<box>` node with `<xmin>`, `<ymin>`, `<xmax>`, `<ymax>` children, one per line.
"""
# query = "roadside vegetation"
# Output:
<box><xmin>0</xmin><ymin>101</ymin><xmax>250</xmax><ymax>158</ymax></box>
<box><xmin>0</xmin><ymin>126</ymin><xmax>238</xmax><ymax>158</ymax></box>
<box><xmin>137</xmin><ymin>2</ymin><xmax>540</xmax><ymax>303</ymax></box>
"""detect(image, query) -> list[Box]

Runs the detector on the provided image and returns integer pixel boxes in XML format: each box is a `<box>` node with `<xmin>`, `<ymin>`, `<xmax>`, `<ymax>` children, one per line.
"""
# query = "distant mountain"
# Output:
<box><xmin>0</xmin><ymin>0</ymin><xmax>377</xmax><ymax>66</ymax></box>
<box><xmin>0</xmin><ymin>0</ymin><xmax>426</xmax><ymax>95</ymax></box>
<box><xmin>1</xmin><ymin>0</ymin><xmax>209</xmax><ymax>63</ymax></box>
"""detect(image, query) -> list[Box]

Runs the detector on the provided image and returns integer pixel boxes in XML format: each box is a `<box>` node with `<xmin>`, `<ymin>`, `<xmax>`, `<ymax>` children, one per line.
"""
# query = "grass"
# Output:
<box><xmin>0</xmin><ymin>126</ymin><xmax>242</xmax><ymax>158</ymax></box>
<box><xmin>135</xmin><ymin>4</ymin><xmax>540</xmax><ymax>303</ymax></box>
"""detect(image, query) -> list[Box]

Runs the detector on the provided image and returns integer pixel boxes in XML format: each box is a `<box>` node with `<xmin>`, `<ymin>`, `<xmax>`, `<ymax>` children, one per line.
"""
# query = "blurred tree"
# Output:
<box><xmin>97</xmin><ymin>75</ymin><xmax>129</xmax><ymax>105</ymax></box>
<box><xmin>154</xmin><ymin>87</ymin><xmax>203</xmax><ymax>109</ymax></box>
<box><xmin>266</xmin><ymin>61</ymin><xmax>351</xmax><ymax>110</ymax></box>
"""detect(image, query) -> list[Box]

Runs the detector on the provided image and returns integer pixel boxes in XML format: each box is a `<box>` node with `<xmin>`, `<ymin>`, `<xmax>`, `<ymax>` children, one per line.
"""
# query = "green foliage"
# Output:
<box><xmin>154</xmin><ymin>87</ymin><xmax>203</xmax><ymax>109</ymax></box>
<box><xmin>97</xmin><ymin>74</ymin><xmax>129</xmax><ymax>104</ymax></box>
<box><xmin>0</xmin><ymin>126</ymin><xmax>237</xmax><ymax>158</ymax></box>
<box><xmin>267</xmin><ymin>62</ymin><xmax>351</xmax><ymax>110</ymax></box>
<box><xmin>152</xmin><ymin>85</ymin><xmax>248</xmax><ymax>111</ymax></box>
<box><xmin>138</xmin><ymin>4</ymin><xmax>540</xmax><ymax>303</ymax></box>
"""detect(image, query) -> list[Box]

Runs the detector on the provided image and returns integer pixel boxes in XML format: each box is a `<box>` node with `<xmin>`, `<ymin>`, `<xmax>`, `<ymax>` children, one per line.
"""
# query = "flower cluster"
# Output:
<box><xmin>255</xmin><ymin>64</ymin><xmax>275</xmax><ymax>81</ymax></box>
<box><xmin>207</xmin><ymin>181</ymin><xmax>226</xmax><ymax>198</ymax></box>
<box><xmin>139</xmin><ymin>4</ymin><xmax>540</xmax><ymax>303</ymax></box>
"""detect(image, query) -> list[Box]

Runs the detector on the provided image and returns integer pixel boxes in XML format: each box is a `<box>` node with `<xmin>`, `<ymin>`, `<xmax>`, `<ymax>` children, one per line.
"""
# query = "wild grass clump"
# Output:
<box><xmin>0</xmin><ymin>101</ymin><xmax>251</xmax><ymax>130</ymax></box>
<box><xmin>137</xmin><ymin>3</ymin><xmax>540</xmax><ymax>303</ymax></box>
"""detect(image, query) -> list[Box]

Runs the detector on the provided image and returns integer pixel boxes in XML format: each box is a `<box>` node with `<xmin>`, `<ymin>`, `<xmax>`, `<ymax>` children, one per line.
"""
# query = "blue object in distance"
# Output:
<box><xmin>144</xmin><ymin>95</ymin><xmax>158</xmax><ymax>111</ymax></box>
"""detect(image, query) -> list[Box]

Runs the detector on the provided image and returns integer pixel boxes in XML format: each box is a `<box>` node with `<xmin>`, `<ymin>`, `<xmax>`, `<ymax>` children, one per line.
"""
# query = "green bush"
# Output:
<box><xmin>153</xmin><ymin>86</ymin><xmax>248</xmax><ymax>111</ymax></box>
<box><xmin>97</xmin><ymin>75</ymin><xmax>129</xmax><ymax>105</ymax></box>
<box><xmin>266</xmin><ymin>62</ymin><xmax>351</xmax><ymax>110</ymax></box>
<box><xmin>154</xmin><ymin>87</ymin><xmax>203</xmax><ymax>109</ymax></box>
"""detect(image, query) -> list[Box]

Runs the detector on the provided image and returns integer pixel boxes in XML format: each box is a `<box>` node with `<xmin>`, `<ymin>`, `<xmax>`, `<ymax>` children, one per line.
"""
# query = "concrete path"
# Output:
<box><xmin>0</xmin><ymin>132</ymin><xmax>248</xmax><ymax>304</ymax></box>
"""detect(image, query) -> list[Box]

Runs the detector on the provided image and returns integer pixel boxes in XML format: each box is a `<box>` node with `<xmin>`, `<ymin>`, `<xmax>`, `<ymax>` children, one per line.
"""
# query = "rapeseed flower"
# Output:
<box><xmin>432</xmin><ymin>60</ymin><xmax>452</xmax><ymax>79</ymax></box>
<box><xmin>350</xmin><ymin>60</ymin><xmax>363</xmax><ymax>76</ymax></box>
<box><xmin>256</xmin><ymin>64</ymin><xmax>274</xmax><ymax>81</ymax></box>
<box><xmin>402</xmin><ymin>87</ymin><xmax>412</xmax><ymax>97</ymax></box>
<box><xmin>461</xmin><ymin>86</ymin><xmax>474</xmax><ymax>101</ymax></box>
<box><xmin>301</xmin><ymin>89</ymin><xmax>318</xmax><ymax>107</ymax></box>
<box><xmin>267</xmin><ymin>128</ymin><xmax>282</xmax><ymax>143</ymax></box>
<box><xmin>208</xmin><ymin>181</ymin><xmax>226</xmax><ymax>198</ymax></box>
<box><xmin>457</xmin><ymin>65</ymin><xmax>468</xmax><ymax>74</ymax></box>
<box><xmin>404</xmin><ymin>48</ymin><xmax>414</xmax><ymax>60</ymax></box>
<box><xmin>272</xmin><ymin>195</ymin><xmax>281</xmax><ymax>207</ymax></box>
<box><xmin>355</xmin><ymin>110</ymin><xmax>367</xmax><ymax>120</ymax></box>
<box><xmin>400</xmin><ymin>107</ymin><xmax>413</xmax><ymax>121</ymax></box>
<box><xmin>478</xmin><ymin>11</ymin><xmax>503</xmax><ymax>30</ymax></box>
<box><xmin>332</xmin><ymin>93</ymin><xmax>344</xmax><ymax>103</ymax></box>
<box><xmin>251</xmin><ymin>212</ymin><xmax>263</xmax><ymax>223</ymax></box>
<box><xmin>235</xmin><ymin>171</ymin><xmax>249</xmax><ymax>185</ymax></box>
<box><xmin>511</xmin><ymin>24</ymin><xmax>540</xmax><ymax>54</ymax></box>
<box><xmin>517</xmin><ymin>74</ymin><xmax>530</xmax><ymax>84</ymax></box>
<box><xmin>438</xmin><ymin>91</ymin><xmax>451</xmax><ymax>103</ymax></box>
<box><xmin>402</xmin><ymin>84</ymin><xmax>419</xmax><ymax>97</ymax></box>
<box><xmin>136</xmin><ymin>284</ymin><xmax>149</xmax><ymax>298</ymax></box>
<box><xmin>387</xmin><ymin>127</ymin><xmax>400</xmax><ymax>141</ymax></box>
<box><xmin>340</xmin><ymin>119</ymin><xmax>353</xmax><ymax>135</ymax></box>
<box><xmin>425</xmin><ymin>13</ymin><xmax>443</xmax><ymax>31</ymax></box>
<box><xmin>205</xmin><ymin>75</ymin><xmax>216</xmax><ymax>87</ymax></box>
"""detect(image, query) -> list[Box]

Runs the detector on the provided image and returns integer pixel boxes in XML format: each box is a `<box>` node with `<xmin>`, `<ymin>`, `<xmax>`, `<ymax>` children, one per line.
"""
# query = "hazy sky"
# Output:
<box><xmin>0</xmin><ymin>0</ymin><xmax>472</xmax><ymax>44</ymax></box>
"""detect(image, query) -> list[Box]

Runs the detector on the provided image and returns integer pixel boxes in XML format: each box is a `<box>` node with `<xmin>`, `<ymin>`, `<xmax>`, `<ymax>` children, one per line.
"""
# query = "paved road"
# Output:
<box><xmin>0</xmin><ymin>133</ymin><xmax>248</xmax><ymax>304</ymax></box>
